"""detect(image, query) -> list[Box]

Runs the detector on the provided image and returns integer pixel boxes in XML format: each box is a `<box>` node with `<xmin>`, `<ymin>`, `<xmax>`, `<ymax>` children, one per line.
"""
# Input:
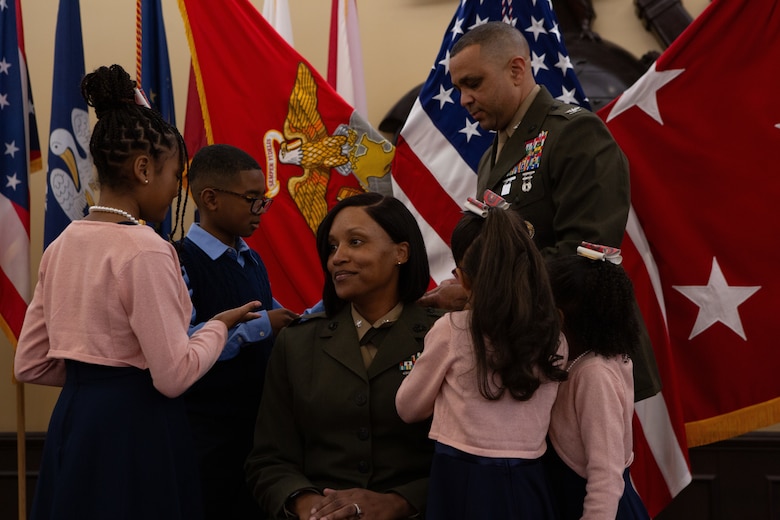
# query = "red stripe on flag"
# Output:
<box><xmin>393</xmin><ymin>137</ymin><xmax>463</xmax><ymax>248</ymax></box>
<box><xmin>0</xmin><ymin>269</ymin><xmax>26</xmax><ymax>342</ymax></box>
<box><xmin>632</xmin><ymin>416</ymin><xmax>674</xmax><ymax>518</ymax></box>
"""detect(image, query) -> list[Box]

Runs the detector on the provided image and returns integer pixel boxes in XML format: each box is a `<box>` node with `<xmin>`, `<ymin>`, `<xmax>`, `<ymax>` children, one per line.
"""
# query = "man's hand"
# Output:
<box><xmin>417</xmin><ymin>279</ymin><xmax>468</xmax><ymax>311</ymax></box>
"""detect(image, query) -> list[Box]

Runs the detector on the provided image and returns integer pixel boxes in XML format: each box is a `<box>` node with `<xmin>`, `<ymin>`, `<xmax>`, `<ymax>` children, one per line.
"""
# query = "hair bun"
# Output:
<box><xmin>80</xmin><ymin>64</ymin><xmax>137</xmax><ymax>120</ymax></box>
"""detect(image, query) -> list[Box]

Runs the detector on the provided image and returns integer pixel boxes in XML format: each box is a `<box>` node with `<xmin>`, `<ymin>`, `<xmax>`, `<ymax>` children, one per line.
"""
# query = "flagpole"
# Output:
<box><xmin>16</xmin><ymin>380</ymin><xmax>27</xmax><ymax>520</ymax></box>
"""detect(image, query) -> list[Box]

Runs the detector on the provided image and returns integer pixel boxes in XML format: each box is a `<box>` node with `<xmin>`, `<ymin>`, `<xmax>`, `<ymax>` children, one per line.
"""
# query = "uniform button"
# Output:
<box><xmin>355</xmin><ymin>393</ymin><xmax>367</xmax><ymax>406</ymax></box>
<box><xmin>412</xmin><ymin>323</ymin><xmax>426</xmax><ymax>333</ymax></box>
<box><xmin>358</xmin><ymin>460</ymin><xmax>370</xmax><ymax>473</ymax></box>
<box><xmin>328</xmin><ymin>321</ymin><xmax>338</xmax><ymax>330</ymax></box>
<box><xmin>357</xmin><ymin>427</ymin><xmax>369</xmax><ymax>441</ymax></box>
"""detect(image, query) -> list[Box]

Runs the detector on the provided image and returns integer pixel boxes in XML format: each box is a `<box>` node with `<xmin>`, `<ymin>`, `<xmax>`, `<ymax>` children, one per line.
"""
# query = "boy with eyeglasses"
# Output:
<box><xmin>178</xmin><ymin>143</ymin><xmax>299</xmax><ymax>520</ymax></box>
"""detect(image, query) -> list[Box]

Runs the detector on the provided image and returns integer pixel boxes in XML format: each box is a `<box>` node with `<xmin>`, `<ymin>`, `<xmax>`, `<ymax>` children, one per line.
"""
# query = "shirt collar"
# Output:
<box><xmin>351</xmin><ymin>302</ymin><xmax>404</xmax><ymax>342</ymax></box>
<box><xmin>186</xmin><ymin>223</ymin><xmax>256</xmax><ymax>264</ymax></box>
<box><xmin>499</xmin><ymin>84</ymin><xmax>542</xmax><ymax>146</ymax></box>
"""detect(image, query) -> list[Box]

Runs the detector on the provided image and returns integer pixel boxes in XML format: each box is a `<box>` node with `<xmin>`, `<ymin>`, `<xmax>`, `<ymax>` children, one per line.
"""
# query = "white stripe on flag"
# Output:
<box><xmin>391</xmin><ymin>181</ymin><xmax>454</xmax><ymax>284</ymax></box>
<box><xmin>401</xmin><ymin>99</ymin><xmax>477</xmax><ymax>205</ymax></box>
<box><xmin>0</xmin><ymin>195</ymin><xmax>31</xmax><ymax>303</ymax></box>
<box><xmin>262</xmin><ymin>0</ymin><xmax>294</xmax><ymax>46</ymax></box>
<box><xmin>626</xmin><ymin>206</ymin><xmax>669</xmax><ymax>325</ymax></box>
<box><xmin>635</xmin><ymin>393</ymin><xmax>693</xmax><ymax>497</ymax></box>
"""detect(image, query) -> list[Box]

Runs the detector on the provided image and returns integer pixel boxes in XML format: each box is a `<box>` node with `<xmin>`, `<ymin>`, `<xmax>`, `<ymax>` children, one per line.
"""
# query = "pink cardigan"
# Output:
<box><xmin>14</xmin><ymin>221</ymin><xmax>226</xmax><ymax>398</ymax></box>
<box><xmin>396</xmin><ymin>310</ymin><xmax>568</xmax><ymax>459</ymax></box>
<box><xmin>549</xmin><ymin>351</ymin><xmax>635</xmax><ymax>519</ymax></box>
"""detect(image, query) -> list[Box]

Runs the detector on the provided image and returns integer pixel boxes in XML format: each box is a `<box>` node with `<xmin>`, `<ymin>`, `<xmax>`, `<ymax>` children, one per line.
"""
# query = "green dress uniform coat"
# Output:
<box><xmin>246</xmin><ymin>304</ymin><xmax>442</xmax><ymax>519</ymax></box>
<box><xmin>476</xmin><ymin>86</ymin><xmax>661</xmax><ymax>401</ymax></box>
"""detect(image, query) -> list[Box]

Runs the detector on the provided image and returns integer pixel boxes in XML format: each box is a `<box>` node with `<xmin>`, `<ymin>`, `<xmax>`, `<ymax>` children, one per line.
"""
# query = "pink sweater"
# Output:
<box><xmin>395</xmin><ymin>310</ymin><xmax>568</xmax><ymax>459</ymax></box>
<box><xmin>549</xmin><ymin>351</ymin><xmax>635</xmax><ymax>520</ymax></box>
<box><xmin>14</xmin><ymin>221</ymin><xmax>226</xmax><ymax>398</ymax></box>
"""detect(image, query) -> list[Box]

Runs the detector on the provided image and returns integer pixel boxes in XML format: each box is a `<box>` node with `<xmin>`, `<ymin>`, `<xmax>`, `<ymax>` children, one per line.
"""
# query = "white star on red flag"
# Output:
<box><xmin>599</xmin><ymin>0</ymin><xmax>780</xmax><ymax>460</ymax></box>
<box><xmin>606</xmin><ymin>63</ymin><xmax>684</xmax><ymax>124</ymax></box>
<box><xmin>673</xmin><ymin>258</ymin><xmax>760</xmax><ymax>340</ymax></box>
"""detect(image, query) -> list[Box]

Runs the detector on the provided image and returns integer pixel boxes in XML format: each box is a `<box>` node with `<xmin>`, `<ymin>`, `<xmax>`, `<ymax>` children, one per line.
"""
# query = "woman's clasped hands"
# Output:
<box><xmin>297</xmin><ymin>488</ymin><xmax>416</xmax><ymax>520</ymax></box>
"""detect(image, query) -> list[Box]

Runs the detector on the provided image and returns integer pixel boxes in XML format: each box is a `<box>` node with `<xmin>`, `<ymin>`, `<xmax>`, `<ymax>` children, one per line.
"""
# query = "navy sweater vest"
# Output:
<box><xmin>178</xmin><ymin>238</ymin><xmax>273</xmax><ymax>422</ymax></box>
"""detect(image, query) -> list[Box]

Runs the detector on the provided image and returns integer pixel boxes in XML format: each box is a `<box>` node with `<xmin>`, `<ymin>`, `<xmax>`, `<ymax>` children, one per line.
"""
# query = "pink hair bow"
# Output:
<box><xmin>464</xmin><ymin>189</ymin><xmax>510</xmax><ymax>217</ymax></box>
<box><xmin>577</xmin><ymin>241</ymin><xmax>623</xmax><ymax>264</ymax></box>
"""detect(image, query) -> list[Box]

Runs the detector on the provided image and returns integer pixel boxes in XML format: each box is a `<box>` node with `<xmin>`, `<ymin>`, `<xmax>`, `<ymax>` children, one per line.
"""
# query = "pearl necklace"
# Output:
<box><xmin>566</xmin><ymin>350</ymin><xmax>593</xmax><ymax>372</ymax></box>
<box><xmin>89</xmin><ymin>206</ymin><xmax>140</xmax><ymax>225</ymax></box>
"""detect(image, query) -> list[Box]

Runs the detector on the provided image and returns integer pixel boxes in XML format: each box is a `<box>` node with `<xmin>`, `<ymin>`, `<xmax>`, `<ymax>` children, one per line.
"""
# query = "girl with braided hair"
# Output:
<box><xmin>14</xmin><ymin>64</ymin><xmax>259</xmax><ymax>519</ymax></box>
<box><xmin>545</xmin><ymin>249</ymin><xmax>651</xmax><ymax>519</ymax></box>
<box><xmin>396</xmin><ymin>205</ymin><xmax>568</xmax><ymax>519</ymax></box>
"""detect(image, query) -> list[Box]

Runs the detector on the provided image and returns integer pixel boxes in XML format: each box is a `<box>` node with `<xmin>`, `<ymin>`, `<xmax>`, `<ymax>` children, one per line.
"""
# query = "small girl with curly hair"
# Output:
<box><xmin>545</xmin><ymin>248</ymin><xmax>651</xmax><ymax>520</ymax></box>
<box><xmin>396</xmin><ymin>206</ymin><xmax>568</xmax><ymax>519</ymax></box>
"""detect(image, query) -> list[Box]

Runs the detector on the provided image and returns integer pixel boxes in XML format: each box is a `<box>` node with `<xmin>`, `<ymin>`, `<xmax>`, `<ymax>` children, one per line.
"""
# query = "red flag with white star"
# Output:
<box><xmin>600</xmin><ymin>0</ymin><xmax>780</xmax><ymax>453</ymax></box>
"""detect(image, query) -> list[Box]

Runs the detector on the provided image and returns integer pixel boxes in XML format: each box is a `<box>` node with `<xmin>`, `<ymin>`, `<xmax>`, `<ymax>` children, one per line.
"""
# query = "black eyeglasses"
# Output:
<box><xmin>210</xmin><ymin>187</ymin><xmax>273</xmax><ymax>215</ymax></box>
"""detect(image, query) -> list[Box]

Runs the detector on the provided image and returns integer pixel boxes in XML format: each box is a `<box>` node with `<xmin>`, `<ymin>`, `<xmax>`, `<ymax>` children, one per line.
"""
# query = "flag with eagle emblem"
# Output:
<box><xmin>178</xmin><ymin>0</ymin><xmax>395</xmax><ymax>311</ymax></box>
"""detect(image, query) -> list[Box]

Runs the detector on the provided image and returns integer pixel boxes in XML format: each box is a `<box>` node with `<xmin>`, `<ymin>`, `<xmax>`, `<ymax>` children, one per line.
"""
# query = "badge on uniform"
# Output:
<box><xmin>399</xmin><ymin>351</ymin><xmax>423</xmax><ymax>376</ymax></box>
<box><xmin>504</xmin><ymin>131</ymin><xmax>548</xmax><ymax>195</ymax></box>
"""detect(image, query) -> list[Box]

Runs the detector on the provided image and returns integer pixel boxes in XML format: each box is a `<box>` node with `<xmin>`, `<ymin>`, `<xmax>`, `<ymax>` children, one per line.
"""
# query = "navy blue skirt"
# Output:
<box><xmin>31</xmin><ymin>361</ymin><xmax>203</xmax><ymax>520</ymax></box>
<box><xmin>426</xmin><ymin>442</ymin><xmax>556</xmax><ymax>520</ymax></box>
<box><xmin>544</xmin><ymin>444</ymin><xmax>650</xmax><ymax>520</ymax></box>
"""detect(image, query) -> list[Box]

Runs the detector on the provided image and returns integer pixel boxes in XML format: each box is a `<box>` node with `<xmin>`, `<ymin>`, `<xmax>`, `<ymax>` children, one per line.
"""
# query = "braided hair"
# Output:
<box><xmin>80</xmin><ymin>64</ymin><xmax>189</xmax><ymax>240</ymax></box>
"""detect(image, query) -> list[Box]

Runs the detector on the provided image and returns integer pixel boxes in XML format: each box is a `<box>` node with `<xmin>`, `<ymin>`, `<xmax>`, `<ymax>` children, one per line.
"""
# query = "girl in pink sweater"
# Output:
<box><xmin>396</xmin><ymin>205</ymin><xmax>567</xmax><ymax>519</ymax></box>
<box><xmin>14</xmin><ymin>64</ymin><xmax>258</xmax><ymax>520</ymax></box>
<box><xmin>545</xmin><ymin>248</ymin><xmax>650</xmax><ymax>520</ymax></box>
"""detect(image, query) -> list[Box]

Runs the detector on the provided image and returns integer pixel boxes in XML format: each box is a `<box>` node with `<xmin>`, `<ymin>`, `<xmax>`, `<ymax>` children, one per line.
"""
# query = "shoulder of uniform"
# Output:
<box><xmin>406</xmin><ymin>305</ymin><xmax>446</xmax><ymax>333</ymax></box>
<box><xmin>288</xmin><ymin>311</ymin><xmax>329</xmax><ymax>327</ymax></box>
<box><xmin>548</xmin><ymin>101</ymin><xmax>591</xmax><ymax>120</ymax></box>
<box><xmin>424</xmin><ymin>307</ymin><xmax>447</xmax><ymax>319</ymax></box>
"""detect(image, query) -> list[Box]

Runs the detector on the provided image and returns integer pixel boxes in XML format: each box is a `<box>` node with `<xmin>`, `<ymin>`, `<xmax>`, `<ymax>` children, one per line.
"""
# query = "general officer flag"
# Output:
<box><xmin>601</xmin><ymin>0</ymin><xmax>780</xmax><ymax>483</ymax></box>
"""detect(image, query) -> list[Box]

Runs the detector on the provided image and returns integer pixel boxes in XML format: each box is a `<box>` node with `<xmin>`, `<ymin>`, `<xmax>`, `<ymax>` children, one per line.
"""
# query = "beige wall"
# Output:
<box><xmin>1</xmin><ymin>0</ymin><xmax>708</xmax><ymax>432</ymax></box>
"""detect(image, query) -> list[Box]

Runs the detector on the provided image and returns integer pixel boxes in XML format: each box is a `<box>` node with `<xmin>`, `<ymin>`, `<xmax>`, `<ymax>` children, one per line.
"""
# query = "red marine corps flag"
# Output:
<box><xmin>600</xmin><ymin>0</ymin><xmax>780</xmax><ymax>512</ymax></box>
<box><xmin>178</xmin><ymin>0</ymin><xmax>395</xmax><ymax>311</ymax></box>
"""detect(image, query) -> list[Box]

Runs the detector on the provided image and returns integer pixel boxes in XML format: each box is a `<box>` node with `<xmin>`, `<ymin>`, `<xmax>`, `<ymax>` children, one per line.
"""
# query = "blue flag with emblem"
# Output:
<box><xmin>391</xmin><ymin>0</ymin><xmax>589</xmax><ymax>282</ymax></box>
<box><xmin>44</xmin><ymin>0</ymin><xmax>94</xmax><ymax>249</ymax></box>
<box><xmin>138</xmin><ymin>0</ymin><xmax>176</xmax><ymax>237</ymax></box>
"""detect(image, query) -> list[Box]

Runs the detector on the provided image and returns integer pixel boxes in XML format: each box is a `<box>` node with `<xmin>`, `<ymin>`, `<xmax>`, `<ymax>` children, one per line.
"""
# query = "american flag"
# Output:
<box><xmin>391</xmin><ymin>0</ymin><xmax>588</xmax><ymax>282</ymax></box>
<box><xmin>389</xmin><ymin>0</ymin><xmax>693</xmax><ymax>515</ymax></box>
<box><xmin>0</xmin><ymin>0</ymin><xmax>39</xmax><ymax>346</ymax></box>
